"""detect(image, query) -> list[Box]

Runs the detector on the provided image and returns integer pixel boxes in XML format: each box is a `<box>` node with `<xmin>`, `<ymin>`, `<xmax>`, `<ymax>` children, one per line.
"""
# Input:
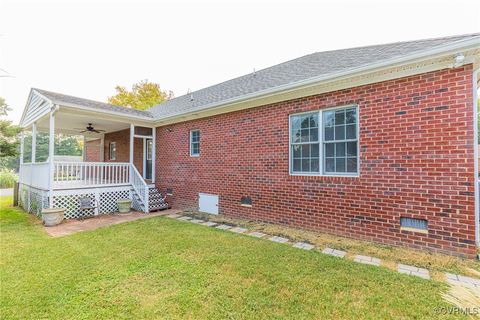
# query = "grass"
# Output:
<box><xmin>0</xmin><ymin>170</ymin><xmax>17</xmax><ymax>188</ymax></box>
<box><xmin>186</xmin><ymin>210</ymin><xmax>480</xmax><ymax>280</ymax></box>
<box><xmin>0</xmin><ymin>196</ymin><xmax>473</xmax><ymax>319</ymax></box>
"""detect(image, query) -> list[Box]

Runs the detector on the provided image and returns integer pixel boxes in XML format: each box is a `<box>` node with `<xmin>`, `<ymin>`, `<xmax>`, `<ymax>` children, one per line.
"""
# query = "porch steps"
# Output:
<box><xmin>132</xmin><ymin>186</ymin><xmax>170</xmax><ymax>212</ymax></box>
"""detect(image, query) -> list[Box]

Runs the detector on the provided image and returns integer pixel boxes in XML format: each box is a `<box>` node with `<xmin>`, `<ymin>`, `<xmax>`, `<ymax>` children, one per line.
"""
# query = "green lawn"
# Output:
<box><xmin>0</xmin><ymin>196</ymin><xmax>467</xmax><ymax>319</ymax></box>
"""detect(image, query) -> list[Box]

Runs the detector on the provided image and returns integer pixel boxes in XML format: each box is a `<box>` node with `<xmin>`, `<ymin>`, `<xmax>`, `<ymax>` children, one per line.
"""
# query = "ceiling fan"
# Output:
<box><xmin>74</xmin><ymin>123</ymin><xmax>106</xmax><ymax>134</ymax></box>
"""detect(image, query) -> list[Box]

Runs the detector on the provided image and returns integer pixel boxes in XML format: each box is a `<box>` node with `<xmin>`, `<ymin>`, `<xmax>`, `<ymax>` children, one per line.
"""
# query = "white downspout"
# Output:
<box><xmin>473</xmin><ymin>68</ymin><xmax>479</xmax><ymax>247</ymax></box>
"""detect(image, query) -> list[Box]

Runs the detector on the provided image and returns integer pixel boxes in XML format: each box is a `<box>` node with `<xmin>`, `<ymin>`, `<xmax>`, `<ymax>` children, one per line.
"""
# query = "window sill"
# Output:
<box><xmin>400</xmin><ymin>227</ymin><xmax>428</xmax><ymax>234</ymax></box>
<box><xmin>240</xmin><ymin>204</ymin><xmax>252</xmax><ymax>208</ymax></box>
<box><xmin>289</xmin><ymin>172</ymin><xmax>359</xmax><ymax>178</ymax></box>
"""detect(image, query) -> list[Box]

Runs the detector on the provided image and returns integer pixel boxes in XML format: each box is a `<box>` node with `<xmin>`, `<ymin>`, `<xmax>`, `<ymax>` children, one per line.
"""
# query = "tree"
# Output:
<box><xmin>0</xmin><ymin>98</ymin><xmax>21</xmax><ymax>158</ymax></box>
<box><xmin>108</xmin><ymin>80</ymin><xmax>173</xmax><ymax>110</ymax></box>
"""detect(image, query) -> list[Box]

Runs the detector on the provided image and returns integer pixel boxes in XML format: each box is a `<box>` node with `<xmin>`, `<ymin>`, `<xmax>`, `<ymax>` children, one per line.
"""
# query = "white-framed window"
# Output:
<box><xmin>109</xmin><ymin>142</ymin><xmax>117</xmax><ymax>160</ymax></box>
<box><xmin>289</xmin><ymin>105</ymin><xmax>359</xmax><ymax>176</ymax></box>
<box><xmin>190</xmin><ymin>130</ymin><xmax>200</xmax><ymax>157</ymax></box>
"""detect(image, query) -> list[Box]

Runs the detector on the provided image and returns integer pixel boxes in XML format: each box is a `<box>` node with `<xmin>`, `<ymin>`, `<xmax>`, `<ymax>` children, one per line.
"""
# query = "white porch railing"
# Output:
<box><xmin>131</xmin><ymin>165</ymin><xmax>149</xmax><ymax>213</ymax></box>
<box><xmin>53</xmin><ymin>162</ymin><xmax>130</xmax><ymax>188</ymax></box>
<box><xmin>19</xmin><ymin>163</ymin><xmax>50</xmax><ymax>190</ymax></box>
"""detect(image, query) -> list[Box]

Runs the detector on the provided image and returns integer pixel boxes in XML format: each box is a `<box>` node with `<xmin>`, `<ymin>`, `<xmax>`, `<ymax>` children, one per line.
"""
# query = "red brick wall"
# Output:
<box><xmin>85</xmin><ymin>139</ymin><xmax>101</xmax><ymax>162</ymax></box>
<box><xmin>156</xmin><ymin>65</ymin><xmax>476</xmax><ymax>257</ymax></box>
<box><xmin>85</xmin><ymin>128</ymin><xmax>144</xmax><ymax>175</ymax></box>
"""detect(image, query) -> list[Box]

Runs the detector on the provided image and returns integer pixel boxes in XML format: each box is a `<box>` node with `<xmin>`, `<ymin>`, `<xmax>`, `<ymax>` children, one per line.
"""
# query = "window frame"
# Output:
<box><xmin>109</xmin><ymin>142</ymin><xmax>117</xmax><ymax>161</ymax></box>
<box><xmin>288</xmin><ymin>104</ymin><xmax>360</xmax><ymax>177</ymax></box>
<box><xmin>189</xmin><ymin>129</ymin><xmax>200</xmax><ymax>157</ymax></box>
<box><xmin>146</xmin><ymin>139</ymin><xmax>153</xmax><ymax>161</ymax></box>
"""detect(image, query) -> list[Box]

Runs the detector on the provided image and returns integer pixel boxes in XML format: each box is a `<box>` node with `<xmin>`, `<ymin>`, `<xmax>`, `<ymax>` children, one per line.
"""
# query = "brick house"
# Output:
<box><xmin>18</xmin><ymin>34</ymin><xmax>480</xmax><ymax>257</ymax></box>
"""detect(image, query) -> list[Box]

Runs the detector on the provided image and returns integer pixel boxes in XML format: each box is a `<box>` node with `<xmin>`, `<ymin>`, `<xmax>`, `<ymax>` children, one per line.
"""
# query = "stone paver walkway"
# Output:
<box><xmin>166</xmin><ymin>213</ymin><xmax>181</xmax><ymax>219</ymax></box>
<box><xmin>446</xmin><ymin>273</ymin><xmax>480</xmax><ymax>288</ymax></box>
<box><xmin>177</xmin><ymin>216</ymin><xmax>192</xmax><ymax>221</ymax></box>
<box><xmin>248</xmin><ymin>231</ymin><xmax>267</xmax><ymax>238</ymax></box>
<box><xmin>268</xmin><ymin>236</ymin><xmax>289</xmax><ymax>243</ymax></box>
<box><xmin>45</xmin><ymin>209</ymin><xmax>180</xmax><ymax>237</ymax></box>
<box><xmin>322</xmin><ymin>247</ymin><xmax>346</xmax><ymax>258</ymax></box>
<box><xmin>215</xmin><ymin>224</ymin><xmax>232</xmax><ymax>230</ymax></box>
<box><xmin>190</xmin><ymin>219</ymin><xmax>204</xmax><ymax>224</ymax></box>
<box><xmin>293</xmin><ymin>242</ymin><xmax>314</xmax><ymax>250</ymax></box>
<box><xmin>397</xmin><ymin>264</ymin><xmax>430</xmax><ymax>279</ymax></box>
<box><xmin>354</xmin><ymin>255</ymin><xmax>381</xmax><ymax>266</ymax></box>
<box><xmin>201</xmin><ymin>221</ymin><xmax>218</xmax><ymax>227</ymax></box>
<box><xmin>229</xmin><ymin>227</ymin><xmax>248</xmax><ymax>234</ymax></box>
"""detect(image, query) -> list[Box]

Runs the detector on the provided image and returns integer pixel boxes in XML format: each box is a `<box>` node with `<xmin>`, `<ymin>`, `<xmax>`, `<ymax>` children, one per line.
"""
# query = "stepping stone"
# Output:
<box><xmin>177</xmin><ymin>216</ymin><xmax>192</xmax><ymax>221</ymax></box>
<box><xmin>215</xmin><ymin>224</ymin><xmax>232</xmax><ymax>230</ymax></box>
<box><xmin>322</xmin><ymin>247</ymin><xmax>346</xmax><ymax>258</ymax></box>
<box><xmin>201</xmin><ymin>221</ymin><xmax>218</xmax><ymax>227</ymax></box>
<box><xmin>247</xmin><ymin>231</ymin><xmax>267</xmax><ymax>238</ymax></box>
<box><xmin>354</xmin><ymin>255</ymin><xmax>381</xmax><ymax>266</ymax></box>
<box><xmin>229</xmin><ymin>227</ymin><xmax>248</xmax><ymax>234</ymax></box>
<box><xmin>166</xmin><ymin>213</ymin><xmax>180</xmax><ymax>219</ymax></box>
<box><xmin>190</xmin><ymin>219</ymin><xmax>204</xmax><ymax>224</ymax></box>
<box><xmin>268</xmin><ymin>236</ymin><xmax>289</xmax><ymax>244</ymax></box>
<box><xmin>397</xmin><ymin>264</ymin><xmax>430</xmax><ymax>279</ymax></box>
<box><xmin>292</xmin><ymin>242</ymin><xmax>314</xmax><ymax>250</ymax></box>
<box><xmin>445</xmin><ymin>273</ymin><xmax>480</xmax><ymax>288</ymax></box>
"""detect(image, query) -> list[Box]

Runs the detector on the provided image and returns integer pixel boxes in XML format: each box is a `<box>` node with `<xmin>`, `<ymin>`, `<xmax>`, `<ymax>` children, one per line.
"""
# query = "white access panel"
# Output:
<box><xmin>199</xmin><ymin>193</ymin><xmax>219</xmax><ymax>215</ymax></box>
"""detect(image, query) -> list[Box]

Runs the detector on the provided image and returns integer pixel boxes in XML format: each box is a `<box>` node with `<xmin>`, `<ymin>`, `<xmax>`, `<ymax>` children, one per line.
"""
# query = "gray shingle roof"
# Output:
<box><xmin>33</xmin><ymin>88</ymin><xmax>154</xmax><ymax>118</ymax></box>
<box><xmin>148</xmin><ymin>33</ymin><xmax>479</xmax><ymax>118</ymax></box>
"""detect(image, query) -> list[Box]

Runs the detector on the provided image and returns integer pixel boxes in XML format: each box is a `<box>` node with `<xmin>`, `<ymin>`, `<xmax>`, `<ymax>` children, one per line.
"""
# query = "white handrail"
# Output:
<box><xmin>130</xmin><ymin>165</ymin><xmax>149</xmax><ymax>213</ymax></box>
<box><xmin>53</xmin><ymin>162</ymin><xmax>130</xmax><ymax>188</ymax></box>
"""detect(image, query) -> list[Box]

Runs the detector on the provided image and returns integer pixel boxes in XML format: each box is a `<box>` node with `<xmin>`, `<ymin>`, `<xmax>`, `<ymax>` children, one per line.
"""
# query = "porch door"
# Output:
<box><xmin>145</xmin><ymin>139</ymin><xmax>153</xmax><ymax>180</ymax></box>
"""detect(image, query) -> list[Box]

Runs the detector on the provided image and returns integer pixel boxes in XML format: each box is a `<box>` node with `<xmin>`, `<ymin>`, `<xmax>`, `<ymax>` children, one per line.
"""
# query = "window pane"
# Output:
<box><xmin>301</xmin><ymin>145</ymin><xmax>310</xmax><ymax>157</ymax></box>
<box><xmin>323</xmin><ymin>111</ymin><xmax>334</xmax><ymax>127</ymax></box>
<box><xmin>325</xmin><ymin>158</ymin><xmax>335</xmax><ymax>172</ymax></box>
<box><xmin>347</xmin><ymin>142</ymin><xmax>357</xmax><ymax>156</ymax></box>
<box><xmin>291</xmin><ymin>127</ymin><xmax>301</xmax><ymax>143</ymax></box>
<box><xmin>325</xmin><ymin>143</ymin><xmax>334</xmax><ymax>157</ymax></box>
<box><xmin>293</xmin><ymin>159</ymin><xmax>301</xmax><ymax>171</ymax></box>
<box><xmin>293</xmin><ymin>145</ymin><xmax>301</xmax><ymax>158</ymax></box>
<box><xmin>335</xmin><ymin>110</ymin><xmax>345</xmax><ymax>125</ymax></box>
<box><xmin>311</xmin><ymin>144</ymin><xmax>319</xmax><ymax>157</ymax></box>
<box><xmin>335</xmin><ymin>142</ymin><xmax>345</xmax><ymax>157</ymax></box>
<box><xmin>324</xmin><ymin>127</ymin><xmax>334</xmax><ymax>141</ymax></box>
<box><xmin>336</xmin><ymin>158</ymin><xmax>346</xmax><ymax>172</ymax></box>
<box><xmin>311</xmin><ymin>158</ymin><xmax>319</xmax><ymax>172</ymax></box>
<box><xmin>347</xmin><ymin>157</ymin><xmax>357</xmax><ymax>173</ymax></box>
<box><xmin>302</xmin><ymin>159</ymin><xmax>310</xmax><ymax>172</ymax></box>
<box><xmin>310</xmin><ymin>128</ymin><xmax>318</xmax><ymax>142</ymax></box>
<box><xmin>346</xmin><ymin>108</ymin><xmax>356</xmax><ymax>124</ymax></box>
<box><xmin>301</xmin><ymin>116</ymin><xmax>310</xmax><ymax>128</ymax></box>
<box><xmin>301</xmin><ymin>129</ymin><xmax>310</xmax><ymax>142</ymax></box>
<box><xmin>346</xmin><ymin>124</ymin><xmax>356</xmax><ymax>139</ymax></box>
<box><xmin>335</xmin><ymin>125</ymin><xmax>345</xmax><ymax>140</ymax></box>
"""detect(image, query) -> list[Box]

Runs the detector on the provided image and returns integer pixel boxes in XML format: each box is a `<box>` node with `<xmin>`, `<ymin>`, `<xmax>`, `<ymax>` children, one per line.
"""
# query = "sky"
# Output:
<box><xmin>0</xmin><ymin>0</ymin><xmax>479</xmax><ymax>124</ymax></box>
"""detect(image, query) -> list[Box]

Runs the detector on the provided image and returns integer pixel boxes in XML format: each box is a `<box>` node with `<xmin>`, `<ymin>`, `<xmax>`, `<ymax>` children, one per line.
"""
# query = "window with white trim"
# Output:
<box><xmin>290</xmin><ymin>106</ymin><xmax>359</xmax><ymax>175</ymax></box>
<box><xmin>190</xmin><ymin>130</ymin><xmax>200</xmax><ymax>156</ymax></box>
<box><xmin>109</xmin><ymin>142</ymin><xmax>117</xmax><ymax>160</ymax></box>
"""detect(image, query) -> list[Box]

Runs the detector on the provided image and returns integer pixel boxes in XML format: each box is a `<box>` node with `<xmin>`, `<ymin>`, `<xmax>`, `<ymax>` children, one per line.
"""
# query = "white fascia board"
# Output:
<box><xmin>153</xmin><ymin>37</ymin><xmax>480</xmax><ymax>124</ymax></box>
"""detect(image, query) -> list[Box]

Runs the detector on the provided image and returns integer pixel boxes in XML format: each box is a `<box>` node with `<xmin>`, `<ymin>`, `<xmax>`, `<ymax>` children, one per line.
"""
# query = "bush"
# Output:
<box><xmin>0</xmin><ymin>169</ymin><xmax>17</xmax><ymax>188</ymax></box>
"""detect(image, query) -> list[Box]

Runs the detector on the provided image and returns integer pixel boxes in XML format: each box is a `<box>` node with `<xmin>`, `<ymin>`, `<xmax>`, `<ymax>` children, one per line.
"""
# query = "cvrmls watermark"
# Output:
<box><xmin>434</xmin><ymin>306</ymin><xmax>480</xmax><ymax>315</ymax></box>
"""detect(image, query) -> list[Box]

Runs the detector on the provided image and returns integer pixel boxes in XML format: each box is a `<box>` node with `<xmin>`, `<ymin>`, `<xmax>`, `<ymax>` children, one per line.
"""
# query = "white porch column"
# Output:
<box><xmin>151</xmin><ymin>127</ymin><xmax>156</xmax><ymax>184</ymax></box>
<box><xmin>48</xmin><ymin>111</ymin><xmax>55</xmax><ymax>207</ymax></box>
<box><xmin>129</xmin><ymin>124</ymin><xmax>134</xmax><ymax>164</ymax></box>
<box><xmin>19</xmin><ymin>131</ymin><xmax>24</xmax><ymax>165</ymax></box>
<box><xmin>31</xmin><ymin>122</ymin><xmax>37</xmax><ymax>163</ymax></box>
<box><xmin>100</xmin><ymin>133</ymin><xmax>105</xmax><ymax>162</ymax></box>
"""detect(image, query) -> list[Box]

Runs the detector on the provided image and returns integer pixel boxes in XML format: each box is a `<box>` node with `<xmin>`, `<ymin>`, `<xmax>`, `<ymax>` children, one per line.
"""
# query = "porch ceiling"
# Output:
<box><xmin>35</xmin><ymin>108</ymin><xmax>130</xmax><ymax>137</ymax></box>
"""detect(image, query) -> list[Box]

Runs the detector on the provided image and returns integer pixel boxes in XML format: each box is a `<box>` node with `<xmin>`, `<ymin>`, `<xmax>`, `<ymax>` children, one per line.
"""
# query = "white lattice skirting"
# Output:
<box><xmin>18</xmin><ymin>184</ymin><xmax>49</xmax><ymax>216</ymax></box>
<box><xmin>19</xmin><ymin>184</ymin><xmax>135</xmax><ymax>219</ymax></box>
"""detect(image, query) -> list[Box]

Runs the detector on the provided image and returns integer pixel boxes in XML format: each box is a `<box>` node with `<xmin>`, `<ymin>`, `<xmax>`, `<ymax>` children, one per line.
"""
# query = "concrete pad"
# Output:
<box><xmin>354</xmin><ymin>255</ymin><xmax>381</xmax><ymax>266</ymax></box>
<box><xmin>177</xmin><ymin>216</ymin><xmax>192</xmax><ymax>221</ymax></box>
<box><xmin>190</xmin><ymin>219</ymin><xmax>204</xmax><ymax>224</ymax></box>
<box><xmin>215</xmin><ymin>224</ymin><xmax>232</xmax><ymax>230</ymax></box>
<box><xmin>397</xmin><ymin>264</ymin><xmax>430</xmax><ymax>280</ymax></box>
<box><xmin>201</xmin><ymin>221</ymin><xmax>218</xmax><ymax>227</ymax></box>
<box><xmin>44</xmin><ymin>209</ymin><xmax>181</xmax><ymax>237</ymax></box>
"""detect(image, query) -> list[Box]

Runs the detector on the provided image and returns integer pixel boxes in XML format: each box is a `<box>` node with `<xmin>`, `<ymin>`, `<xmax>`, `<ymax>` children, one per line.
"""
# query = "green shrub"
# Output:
<box><xmin>0</xmin><ymin>169</ymin><xmax>17</xmax><ymax>188</ymax></box>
